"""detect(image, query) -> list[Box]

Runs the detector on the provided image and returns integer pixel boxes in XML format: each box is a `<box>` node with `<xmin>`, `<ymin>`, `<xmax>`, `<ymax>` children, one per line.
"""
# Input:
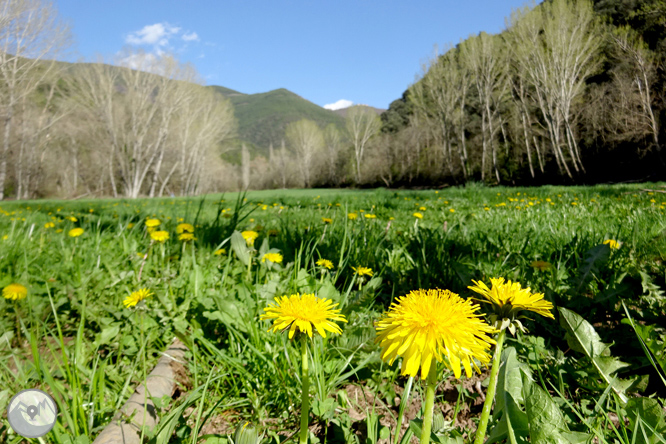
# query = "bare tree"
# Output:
<box><xmin>459</xmin><ymin>32</ymin><xmax>509</xmax><ymax>182</ymax></box>
<box><xmin>0</xmin><ymin>0</ymin><xmax>71</xmax><ymax>199</ymax></box>
<box><xmin>609</xmin><ymin>26</ymin><xmax>660</xmax><ymax>154</ymax></box>
<box><xmin>285</xmin><ymin>118</ymin><xmax>324</xmax><ymax>187</ymax></box>
<box><xmin>323</xmin><ymin>123</ymin><xmax>343</xmax><ymax>184</ymax></box>
<box><xmin>507</xmin><ymin>0</ymin><xmax>602</xmax><ymax>179</ymax></box>
<box><xmin>345</xmin><ymin>105</ymin><xmax>381</xmax><ymax>183</ymax></box>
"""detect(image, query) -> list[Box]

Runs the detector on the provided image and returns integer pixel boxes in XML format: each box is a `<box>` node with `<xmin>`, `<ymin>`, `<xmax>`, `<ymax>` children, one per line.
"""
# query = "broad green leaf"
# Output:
<box><xmin>558</xmin><ymin>307</ymin><xmax>630</xmax><ymax>403</ymax></box>
<box><xmin>96</xmin><ymin>324</ymin><xmax>120</xmax><ymax>345</ymax></box>
<box><xmin>486</xmin><ymin>347</ymin><xmax>530</xmax><ymax>444</ymax></box>
<box><xmin>523</xmin><ymin>375</ymin><xmax>571</xmax><ymax>444</ymax></box>
<box><xmin>574</xmin><ymin>244</ymin><xmax>610</xmax><ymax>293</ymax></box>
<box><xmin>626</xmin><ymin>398</ymin><xmax>666</xmax><ymax>444</ymax></box>
<box><xmin>230</xmin><ymin>230</ymin><xmax>250</xmax><ymax>265</ymax></box>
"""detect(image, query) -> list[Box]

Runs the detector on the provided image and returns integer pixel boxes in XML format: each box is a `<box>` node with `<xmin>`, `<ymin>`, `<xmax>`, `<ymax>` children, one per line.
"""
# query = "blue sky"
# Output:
<box><xmin>55</xmin><ymin>0</ymin><xmax>536</xmax><ymax>110</ymax></box>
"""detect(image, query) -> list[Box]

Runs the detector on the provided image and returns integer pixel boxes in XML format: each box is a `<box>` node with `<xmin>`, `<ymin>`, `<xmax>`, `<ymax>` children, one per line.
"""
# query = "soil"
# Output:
<box><xmin>196</xmin><ymin>371</ymin><xmax>490</xmax><ymax>443</ymax></box>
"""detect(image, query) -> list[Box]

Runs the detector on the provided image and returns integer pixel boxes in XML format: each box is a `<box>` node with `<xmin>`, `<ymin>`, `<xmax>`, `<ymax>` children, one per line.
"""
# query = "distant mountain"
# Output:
<box><xmin>331</xmin><ymin>104</ymin><xmax>386</xmax><ymax>119</ymax></box>
<box><xmin>209</xmin><ymin>86</ymin><xmax>346</xmax><ymax>156</ymax></box>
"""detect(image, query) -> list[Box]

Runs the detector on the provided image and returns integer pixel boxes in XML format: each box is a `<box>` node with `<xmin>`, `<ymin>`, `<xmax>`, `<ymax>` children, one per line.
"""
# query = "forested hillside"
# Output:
<box><xmin>377</xmin><ymin>0</ymin><xmax>666</xmax><ymax>185</ymax></box>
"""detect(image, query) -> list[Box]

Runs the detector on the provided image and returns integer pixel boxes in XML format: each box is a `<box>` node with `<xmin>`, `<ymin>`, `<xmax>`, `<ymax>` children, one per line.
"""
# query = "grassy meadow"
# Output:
<box><xmin>1</xmin><ymin>184</ymin><xmax>665</xmax><ymax>444</ymax></box>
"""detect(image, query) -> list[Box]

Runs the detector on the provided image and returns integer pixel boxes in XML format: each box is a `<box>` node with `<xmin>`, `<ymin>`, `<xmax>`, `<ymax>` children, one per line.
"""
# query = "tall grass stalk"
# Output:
<box><xmin>299</xmin><ymin>335</ymin><xmax>311</xmax><ymax>444</ymax></box>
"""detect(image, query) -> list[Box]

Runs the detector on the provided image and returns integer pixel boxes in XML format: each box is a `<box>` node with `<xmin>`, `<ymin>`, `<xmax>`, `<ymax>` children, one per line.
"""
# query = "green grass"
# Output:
<box><xmin>0</xmin><ymin>183</ymin><xmax>665</xmax><ymax>443</ymax></box>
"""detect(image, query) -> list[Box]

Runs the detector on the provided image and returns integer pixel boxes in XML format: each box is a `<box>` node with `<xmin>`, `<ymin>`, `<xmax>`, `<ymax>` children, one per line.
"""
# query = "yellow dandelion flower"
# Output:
<box><xmin>374</xmin><ymin>289</ymin><xmax>495</xmax><ymax>379</ymax></box>
<box><xmin>352</xmin><ymin>266</ymin><xmax>373</xmax><ymax>277</ymax></box>
<box><xmin>449</xmin><ymin>208</ymin><xmax>455</xmax><ymax>213</ymax></box>
<box><xmin>468</xmin><ymin>278</ymin><xmax>554</xmax><ymax>320</ymax></box>
<box><xmin>68</xmin><ymin>228</ymin><xmax>84</xmax><ymax>237</ymax></box>
<box><xmin>214</xmin><ymin>248</ymin><xmax>227</xmax><ymax>256</ymax></box>
<box><xmin>603</xmin><ymin>239</ymin><xmax>620</xmax><ymax>250</ymax></box>
<box><xmin>413</xmin><ymin>212</ymin><xmax>423</xmax><ymax>219</ymax></box>
<box><xmin>150</xmin><ymin>230</ymin><xmax>169</xmax><ymax>243</ymax></box>
<box><xmin>176</xmin><ymin>223</ymin><xmax>194</xmax><ymax>234</ymax></box>
<box><xmin>419</xmin><ymin>206</ymin><xmax>427</xmax><ymax>211</ymax></box>
<box><xmin>348</xmin><ymin>213</ymin><xmax>358</xmax><ymax>220</ymax></box>
<box><xmin>67</xmin><ymin>216</ymin><xmax>78</xmax><ymax>222</ymax></box>
<box><xmin>530</xmin><ymin>260</ymin><xmax>552</xmax><ymax>271</ymax></box>
<box><xmin>3</xmin><ymin>283</ymin><xmax>28</xmax><ymax>301</ymax></box>
<box><xmin>262</xmin><ymin>252</ymin><xmax>283</xmax><ymax>264</ymax></box>
<box><xmin>127</xmin><ymin>223</ymin><xmax>135</xmax><ymax>229</ymax></box>
<box><xmin>241</xmin><ymin>230</ymin><xmax>259</xmax><ymax>246</ymax></box>
<box><xmin>322</xmin><ymin>217</ymin><xmax>333</xmax><ymax>224</ymax></box>
<box><xmin>145</xmin><ymin>218</ymin><xmax>161</xmax><ymax>228</ymax></box>
<box><xmin>123</xmin><ymin>288</ymin><xmax>153</xmax><ymax>308</ymax></box>
<box><xmin>178</xmin><ymin>232</ymin><xmax>196</xmax><ymax>242</ymax></box>
<box><xmin>260</xmin><ymin>293</ymin><xmax>347</xmax><ymax>339</ymax></box>
<box><xmin>364</xmin><ymin>214</ymin><xmax>377</xmax><ymax>219</ymax></box>
<box><xmin>44</xmin><ymin>222</ymin><xmax>55</xmax><ymax>228</ymax></box>
<box><xmin>316</xmin><ymin>258</ymin><xmax>334</xmax><ymax>269</ymax></box>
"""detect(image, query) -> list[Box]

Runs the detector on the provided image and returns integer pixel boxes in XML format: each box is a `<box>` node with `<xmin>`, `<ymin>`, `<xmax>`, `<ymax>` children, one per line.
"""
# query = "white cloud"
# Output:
<box><xmin>182</xmin><ymin>32</ymin><xmax>199</xmax><ymax>42</ymax></box>
<box><xmin>117</xmin><ymin>52</ymin><xmax>160</xmax><ymax>72</ymax></box>
<box><xmin>126</xmin><ymin>23</ymin><xmax>181</xmax><ymax>47</ymax></box>
<box><xmin>324</xmin><ymin>99</ymin><xmax>353</xmax><ymax>111</ymax></box>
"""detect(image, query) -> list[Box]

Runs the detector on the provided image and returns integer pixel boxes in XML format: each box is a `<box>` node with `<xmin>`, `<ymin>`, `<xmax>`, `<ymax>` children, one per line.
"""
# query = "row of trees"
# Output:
<box><xmin>370</xmin><ymin>0</ymin><xmax>665</xmax><ymax>185</ymax></box>
<box><xmin>237</xmin><ymin>0</ymin><xmax>666</xmax><ymax>189</ymax></box>
<box><xmin>0</xmin><ymin>0</ymin><xmax>236</xmax><ymax>199</ymax></box>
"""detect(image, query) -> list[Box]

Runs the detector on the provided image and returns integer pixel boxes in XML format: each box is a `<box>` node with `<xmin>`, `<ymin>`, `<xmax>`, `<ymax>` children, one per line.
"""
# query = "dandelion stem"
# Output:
<box><xmin>420</xmin><ymin>361</ymin><xmax>438</xmax><ymax>444</ymax></box>
<box><xmin>299</xmin><ymin>335</ymin><xmax>310</xmax><ymax>444</ymax></box>
<box><xmin>473</xmin><ymin>328</ymin><xmax>506</xmax><ymax>444</ymax></box>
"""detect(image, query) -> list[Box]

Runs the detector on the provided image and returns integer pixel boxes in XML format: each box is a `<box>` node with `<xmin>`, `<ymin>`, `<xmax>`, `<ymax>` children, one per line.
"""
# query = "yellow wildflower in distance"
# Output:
<box><xmin>348</xmin><ymin>213</ymin><xmax>358</xmax><ymax>220</ymax></box>
<box><xmin>316</xmin><ymin>258</ymin><xmax>334</xmax><ymax>269</ymax></box>
<box><xmin>603</xmin><ymin>239</ymin><xmax>620</xmax><ymax>250</ymax></box>
<box><xmin>261</xmin><ymin>293</ymin><xmax>347</xmax><ymax>339</ymax></box>
<box><xmin>530</xmin><ymin>260</ymin><xmax>552</xmax><ymax>271</ymax></box>
<box><xmin>145</xmin><ymin>218</ymin><xmax>161</xmax><ymax>228</ymax></box>
<box><xmin>68</xmin><ymin>228</ymin><xmax>84</xmax><ymax>237</ymax></box>
<box><xmin>262</xmin><ymin>252</ymin><xmax>283</xmax><ymax>264</ymax></box>
<box><xmin>352</xmin><ymin>266</ymin><xmax>373</xmax><ymax>277</ymax></box>
<box><xmin>419</xmin><ymin>206</ymin><xmax>427</xmax><ymax>211</ymax></box>
<box><xmin>176</xmin><ymin>223</ymin><xmax>194</xmax><ymax>234</ymax></box>
<box><xmin>3</xmin><ymin>283</ymin><xmax>28</xmax><ymax>301</ymax></box>
<box><xmin>241</xmin><ymin>230</ymin><xmax>259</xmax><ymax>247</ymax></box>
<box><xmin>213</xmin><ymin>248</ymin><xmax>227</xmax><ymax>256</ymax></box>
<box><xmin>44</xmin><ymin>222</ymin><xmax>55</xmax><ymax>228</ymax></box>
<box><xmin>374</xmin><ymin>288</ymin><xmax>495</xmax><ymax>379</ymax></box>
<box><xmin>67</xmin><ymin>216</ymin><xmax>78</xmax><ymax>222</ymax></box>
<box><xmin>364</xmin><ymin>214</ymin><xmax>377</xmax><ymax>219</ymax></box>
<box><xmin>150</xmin><ymin>230</ymin><xmax>169</xmax><ymax>243</ymax></box>
<box><xmin>178</xmin><ymin>232</ymin><xmax>196</xmax><ymax>242</ymax></box>
<box><xmin>123</xmin><ymin>288</ymin><xmax>153</xmax><ymax>308</ymax></box>
<box><xmin>413</xmin><ymin>212</ymin><xmax>423</xmax><ymax>219</ymax></box>
<box><xmin>468</xmin><ymin>278</ymin><xmax>554</xmax><ymax>320</ymax></box>
<box><xmin>322</xmin><ymin>217</ymin><xmax>333</xmax><ymax>224</ymax></box>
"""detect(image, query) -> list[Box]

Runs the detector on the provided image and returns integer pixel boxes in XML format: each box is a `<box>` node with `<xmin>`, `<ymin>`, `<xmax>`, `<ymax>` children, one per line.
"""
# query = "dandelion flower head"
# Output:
<box><xmin>352</xmin><ymin>266</ymin><xmax>373</xmax><ymax>277</ymax></box>
<box><xmin>176</xmin><ymin>223</ymin><xmax>194</xmax><ymax>234</ymax></box>
<box><xmin>123</xmin><ymin>288</ymin><xmax>153</xmax><ymax>308</ymax></box>
<box><xmin>241</xmin><ymin>230</ymin><xmax>259</xmax><ymax>246</ymax></box>
<box><xmin>145</xmin><ymin>218</ymin><xmax>161</xmax><ymax>228</ymax></box>
<box><xmin>178</xmin><ymin>232</ymin><xmax>196</xmax><ymax>242</ymax></box>
<box><xmin>603</xmin><ymin>239</ymin><xmax>620</xmax><ymax>250</ymax></box>
<box><xmin>260</xmin><ymin>293</ymin><xmax>347</xmax><ymax>339</ymax></box>
<box><xmin>413</xmin><ymin>212</ymin><xmax>423</xmax><ymax>219</ymax></box>
<box><xmin>316</xmin><ymin>258</ymin><xmax>334</xmax><ymax>269</ymax></box>
<box><xmin>3</xmin><ymin>283</ymin><xmax>28</xmax><ymax>301</ymax></box>
<box><xmin>44</xmin><ymin>222</ymin><xmax>55</xmax><ymax>228</ymax></box>
<box><xmin>214</xmin><ymin>248</ymin><xmax>227</xmax><ymax>256</ymax></box>
<box><xmin>348</xmin><ymin>213</ymin><xmax>358</xmax><ymax>220</ymax></box>
<box><xmin>468</xmin><ymin>278</ymin><xmax>554</xmax><ymax>320</ymax></box>
<box><xmin>68</xmin><ymin>228</ymin><xmax>84</xmax><ymax>237</ymax></box>
<box><xmin>322</xmin><ymin>217</ymin><xmax>333</xmax><ymax>224</ymax></box>
<box><xmin>375</xmin><ymin>288</ymin><xmax>495</xmax><ymax>379</ymax></box>
<box><xmin>261</xmin><ymin>252</ymin><xmax>283</xmax><ymax>264</ymax></box>
<box><xmin>150</xmin><ymin>230</ymin><xmax>169</xmax><ymax>243</ymax></box>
